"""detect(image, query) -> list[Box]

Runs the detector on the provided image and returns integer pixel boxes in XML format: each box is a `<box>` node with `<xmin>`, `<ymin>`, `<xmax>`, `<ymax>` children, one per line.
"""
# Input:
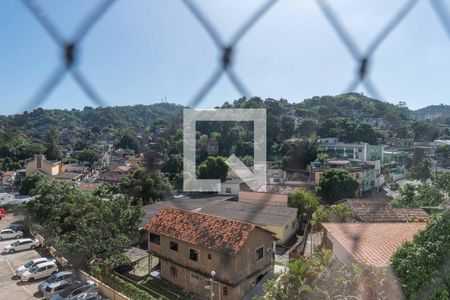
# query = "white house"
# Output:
<box><xmin>218</xmin><ymin>179</ymin><xmax>241</xmax><ymax>195</ymax></box>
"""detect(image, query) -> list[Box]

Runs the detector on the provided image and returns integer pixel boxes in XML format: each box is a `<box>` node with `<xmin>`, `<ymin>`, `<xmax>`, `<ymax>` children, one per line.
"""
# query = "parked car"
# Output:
<box><xmin>7</xmin><ymin>223</ymin><xmax>25</xmax><ymax>233</ymax></box>
<box><xmin>16</xmin><ymin>257</ymin><xmax>51</xmax><ymax>276</ymax></box>
<box><xmin>43</xmin><ymin>279</ymin><xmax>75</xmax><ymax>299</ymax></box>
<box><xmin>73</xmin><ymin>292</ymin><xmax>103</xmax><ymax>300</ymax></box>
<box><xmin>0</xmin><ymin>208</ymin><xmax>5</xmax><ymax>219</ymax></box>
<box><xmin>39</xmin><ymin>271</ymin><xmax>74</xmax><ymax>295</ymax></box>
<box><xmin>2</xmin><ymin>238</ymin><xmax>39</xmax><ymax>253</ymax></box>
<box><xmin>49</xmin><ymin>281</ymin><xmax>96</xmax><ymax>300</ymax></box>
<box><xmin>0</xmin><ymin>228</ymin><xmax>23</xmax><ymax>240</ymax></box>
<box><xmin>20</xmin><ymin>261</ymin><xmax>58</xmax><ymax>282</ymax></box>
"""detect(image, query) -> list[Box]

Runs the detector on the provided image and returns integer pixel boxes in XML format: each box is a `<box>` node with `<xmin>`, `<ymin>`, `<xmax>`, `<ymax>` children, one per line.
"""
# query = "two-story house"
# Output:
<box><xmin>146</xmin><ymin>206</ymin><xmax>276</xmax><ymax>300</ymax></box>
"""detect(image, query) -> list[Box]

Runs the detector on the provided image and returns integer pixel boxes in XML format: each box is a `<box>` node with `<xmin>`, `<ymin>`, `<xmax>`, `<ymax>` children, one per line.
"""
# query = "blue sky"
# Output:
<box><xmin>1</xmin><ymin>0</ymin><xmax>450</xmax><ymax>115</ymax></box>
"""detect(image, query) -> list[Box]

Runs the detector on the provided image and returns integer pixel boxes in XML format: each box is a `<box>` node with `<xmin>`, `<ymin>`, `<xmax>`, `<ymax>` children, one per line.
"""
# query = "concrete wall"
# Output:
<box><xmin>79</xmin><ymin>270</ymin><xmax>129</xmax><ymax>300</ymax></box>
<box><xmin>265</xmin><ymin>215</ymin><xmax>298</xmax><ymax>245</ymax></box>
<box><xmin>219</xmin><ymin>182</ymin><xmax>240</xmax><ymax>195</ymax></box>
<box><xmin>324</xmin><ymin>231</ymin><xmax>351</xmax><ymax>265</ymax></box>
<box><xmin>149</xmin><ymin>228</ymin><xmax>274</xmax><ymax>300</ymax></box>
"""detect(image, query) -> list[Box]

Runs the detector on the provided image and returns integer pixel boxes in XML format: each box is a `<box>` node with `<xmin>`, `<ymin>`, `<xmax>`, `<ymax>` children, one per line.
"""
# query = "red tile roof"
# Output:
<box><xmin>111</xmin><ymin>165</ymin><xmax>130</xmax><ymax>173</ymax></box>
<box><xmin>322</xmin><ymin>222</ymin><xmax>426</xmax><ymax>267</ymax></box>
<box><xmin>78</xmin><ymin>183</ymin><xmax>98</xmax><ymax>192</ymax></box>
<box><xmin>146</xmin><ymin>206</ymin><xmax>268</xmax><ymax>255</ymax></box>
<box><xmin>344</xmin><ymin>199</ymin><xmax>428</xmax><ymax>222</ymax></box>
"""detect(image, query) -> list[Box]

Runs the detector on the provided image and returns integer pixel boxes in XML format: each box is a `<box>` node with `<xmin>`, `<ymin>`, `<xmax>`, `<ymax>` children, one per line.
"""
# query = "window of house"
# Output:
<box><xmin>223</xmin><ymin>286</ymin><xmax>228</xmax><ymax>296</ymax></box>
<box><xmin>189</xmin><ymin>248</ymin><xmax>198</xmax><ymax>261</ymax></box>
<box><xmin>256</xmin><ymin>246</ymin><xmax>264</xmax><ymax>260</ymax></box>
<box><xmin>170</xmin><ymin>266</ymin><xmax>177</xmax><ymax>278</ymax></box>
<box><xmin>273</xmin><ymin>178</ymin><xmax>280</xmax><ymax>183</ymax></box>
<box><xmin>225</xmin><ymin>187</ymin><xmax>231</xmax><ymax>194</ymax></box>
<box><xmin>190</xmin><ymin>272</ymin><xmax>199</xmax><ymax>284</ymax></box>
<box><xmin>169</xmin><ymin>241</ymin><xmax>178</xmax><ymax>252</ymax></box>
<box><xmin>207</xmin><ymin>253</ymin><xmax>212</xmax><ymax>260</ymax></box>
<box><xmin>149</xmin><ymin>233</ymin><xmax>160</xmax><ymax>245</ymax></box>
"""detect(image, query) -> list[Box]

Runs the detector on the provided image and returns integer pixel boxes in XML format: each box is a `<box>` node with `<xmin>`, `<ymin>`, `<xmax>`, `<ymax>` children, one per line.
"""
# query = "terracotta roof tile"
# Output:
<box><xmin>145</xmin><ymin>206</ymin><xmax>260</xmax><ymax>255</ymax></box>
<box><xmin>322</xmin><ymin>222</ymin><xmax>426</xmax><ymax>267</ymax></box>
<box><xmin>345</xmin><ymin>199</ymin><xmax>428</xmax><ymax>222</ymax></box>
<box><xmin>78</xmin><ymin>183</ymin><xmax>98</xmax><ymax>192</ymax></box>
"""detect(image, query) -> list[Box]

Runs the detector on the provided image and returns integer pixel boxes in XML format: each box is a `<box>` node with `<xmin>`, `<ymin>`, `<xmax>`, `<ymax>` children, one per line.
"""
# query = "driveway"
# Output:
<box><xmin>0</xmin><ymin>213</ymin><xmax>42</xmax><ymax>299</ymax></box>
<box><xmin>0</xmin><ymin>239</ymin><xmax>42</xmax><ymax>299</ymax></box>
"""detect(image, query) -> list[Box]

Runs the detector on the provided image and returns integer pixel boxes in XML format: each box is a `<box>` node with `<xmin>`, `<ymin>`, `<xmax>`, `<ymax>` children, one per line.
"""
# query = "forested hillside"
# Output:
<box><xmin>0</xmin><ymin>103</ymin><xmax>185</xmax><ymax>137</ymax></box>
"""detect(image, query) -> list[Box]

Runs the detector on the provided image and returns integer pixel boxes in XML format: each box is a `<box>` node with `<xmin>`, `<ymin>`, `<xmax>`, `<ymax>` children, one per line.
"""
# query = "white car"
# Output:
<box><xmin>0</xmin><ymin>228</ymin><xmax>23</xmax><ymax>240</ymax></box>
<box><xmin>16</xmin><ymin>257</ymin><xmax>52</xmax><ymax>276</ymax></box>
<box><xmin>2</xmin><ymin>238</ymin><xmax>39</xmax><ymax>253</ymax></box>
<box><xmin>21</xmin><ymin>261</ymin><xmax>58</xmax><ymax>282</ymax></box>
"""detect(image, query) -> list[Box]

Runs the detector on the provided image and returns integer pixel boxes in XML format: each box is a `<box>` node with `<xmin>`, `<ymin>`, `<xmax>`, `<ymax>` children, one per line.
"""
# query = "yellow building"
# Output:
<box><xmin>25</xmin><ymin>155</ymin><xmax>63</xmax><ymax>176</ymax></box>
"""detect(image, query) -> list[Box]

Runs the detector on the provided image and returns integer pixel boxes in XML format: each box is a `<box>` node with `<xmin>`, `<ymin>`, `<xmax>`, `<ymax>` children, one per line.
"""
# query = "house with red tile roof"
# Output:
<box><xmin>146</xmin><ymin>206</ymin><xmax>276</xmax><ymax>300</ymax></box>
<box><xmin>322</xmin><ymin>222</ymin><xmax>426</xmax><ymax>267</ymax></box>
<box><xmin>343</xmin><ymin>199</ymin><xmax>429</xmax><ymax>222</ymax></box>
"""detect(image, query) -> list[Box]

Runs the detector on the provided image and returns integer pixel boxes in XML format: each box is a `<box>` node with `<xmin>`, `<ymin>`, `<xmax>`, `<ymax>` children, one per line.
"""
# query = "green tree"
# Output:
<box><xmin>392</xmin><ymin>183</ymin><xmax>444</xmax><ymax>208</ymax></box>
<box><xmin>241</xmin><ymin>155</ymin><xmax>254</xmax><ymax>168</ymax></box>
<box><xmin>435</xmin><ymin>173</ymin><xmax>450</xmax><ymax>195</ymax></box>
<box><xmin>16</xmin><ymin>142</ymin><xmax>47</xmax><ymax>160</ymax></box>
<box><xmin>392</xmin><ymin>210</ymin><xmax>450</xmax><ymax>299</ymax></box>
<box><xmin>318</xmin><ymin>169</ymin><xmax>359</xmax><ymax>203</ymax></box>
<box><xmin>0</xmin><ymin>157</ymin><xmax>21</xmax><ymax>171</ymax></box>
<box><xmin>161</xmin><ymin>154</ymin><xmax>183</xmax><ymax>177</ymax></box>
<box><xmin>74</xmin><ymin>140</ymin><xmax>90</xmax><ymax>151</ymax></box>
<box><xmin>412</xmin><ymin>121</ymin><xmax>440</xmax><ymax>142</ymax></box>
<box><xmin>19</xmin><ymin>173</ymin><xmax>45</xmax><ymax>195</ymax></box>
<box><xmin>45</xmin><ymin>127</ymin><xmax>61</xmax><ymax>160</ymax></box>
<box><xmin>315</xmin><ymin>152</ymin><xmax>328</xmax><ymax>164</ymax></box>
<box><xmin>25</xmin><ymin>181</ymin><xmax>142</xmax><ymax>268</ymax></box>
<box><xmin>408</xmin><ymin>159</ymin><xmax>432</xmax><ymax>182</ymax></box>
<box><xmin>259</xmin><ymin>250</ymin><xmax>401</xmax><ymax>300</ymax></box>
<box><xmin>282</xmin><ymin>137</ymin><xmax>318</xmax><ymax>169</ymax></box>
<box><xmin>288</xmin><ymin>189</ymin><xmax>319</xmax><ymax>219</ymax></box>
<box><xmin>198</xmin><ymin>156</ymin><xmax>229</xmax><ymax>182</ymax></box>
<box><xmin>295</xmin><ymin>118</ymin><xmax>317</xmax><ymax>137</ymax></box>
<box><xmin>120</xmin><ymin>168</ymin><xmax>171</xmax><ymax>205</ymax></box>
<box><xmin>279</xmin><ymin>116</ymin><xmax>295</xmax><ymax>140</ymax></box>
<box><xmin>76</xmin><ymin>148</ymin><xmax>100</xmax><ymax>167</ymax></box>
<box><xmin>116</xmin><ymin>131</ymin><xmax>139</xmax><ymax>153</ymax></box>
<box><xmin>309</xmin><ymin>204</ymin><xmax>354</xmax><ymax>231</ymax></box>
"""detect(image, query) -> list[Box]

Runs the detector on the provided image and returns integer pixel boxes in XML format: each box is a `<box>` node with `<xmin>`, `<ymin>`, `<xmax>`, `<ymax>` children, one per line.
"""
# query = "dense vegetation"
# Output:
<box><xmin>318</xmin><ymin>169</ymin><xmax>359</xmax><ymax>203</ymax></box>
<box><xmin>392</xmin><ymin>210</ymin><xmax>450</xmax><ymax>299</ymax></box>
<box><xmin>25</xmin><ymin>181</ymin><xmax>142</xmax><ymax>268</ymax></box>
<box><xmin>0</xmin><ymin>93</ymin><xmax>446</xmax><ymax>174</ymax></box>
<box><xmin>259</xmin><ymin>250</ymin><xmax>402</xmax><ymax>299</ymax></box>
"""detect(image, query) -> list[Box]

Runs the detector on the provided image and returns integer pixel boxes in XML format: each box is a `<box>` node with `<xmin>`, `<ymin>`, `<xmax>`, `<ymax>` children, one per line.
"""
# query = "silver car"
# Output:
<box><xmin>43</xmin><ymin>279</ymin><xmax>75</xmax><ymax>299</ymax></box>
<box><xmin>50</xmin><ymin>281</ymin><xmax>96</xmax><ymax>300</ymax></box>
<box><xmin>73</xmin><ymin>292</ymin><xmax>104</xmax><ymax>300</ymax></box>
<box><xmin>38</xmin><ymin>271</ymin><xmax>73</xmax><ymax>295</ymax></box>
